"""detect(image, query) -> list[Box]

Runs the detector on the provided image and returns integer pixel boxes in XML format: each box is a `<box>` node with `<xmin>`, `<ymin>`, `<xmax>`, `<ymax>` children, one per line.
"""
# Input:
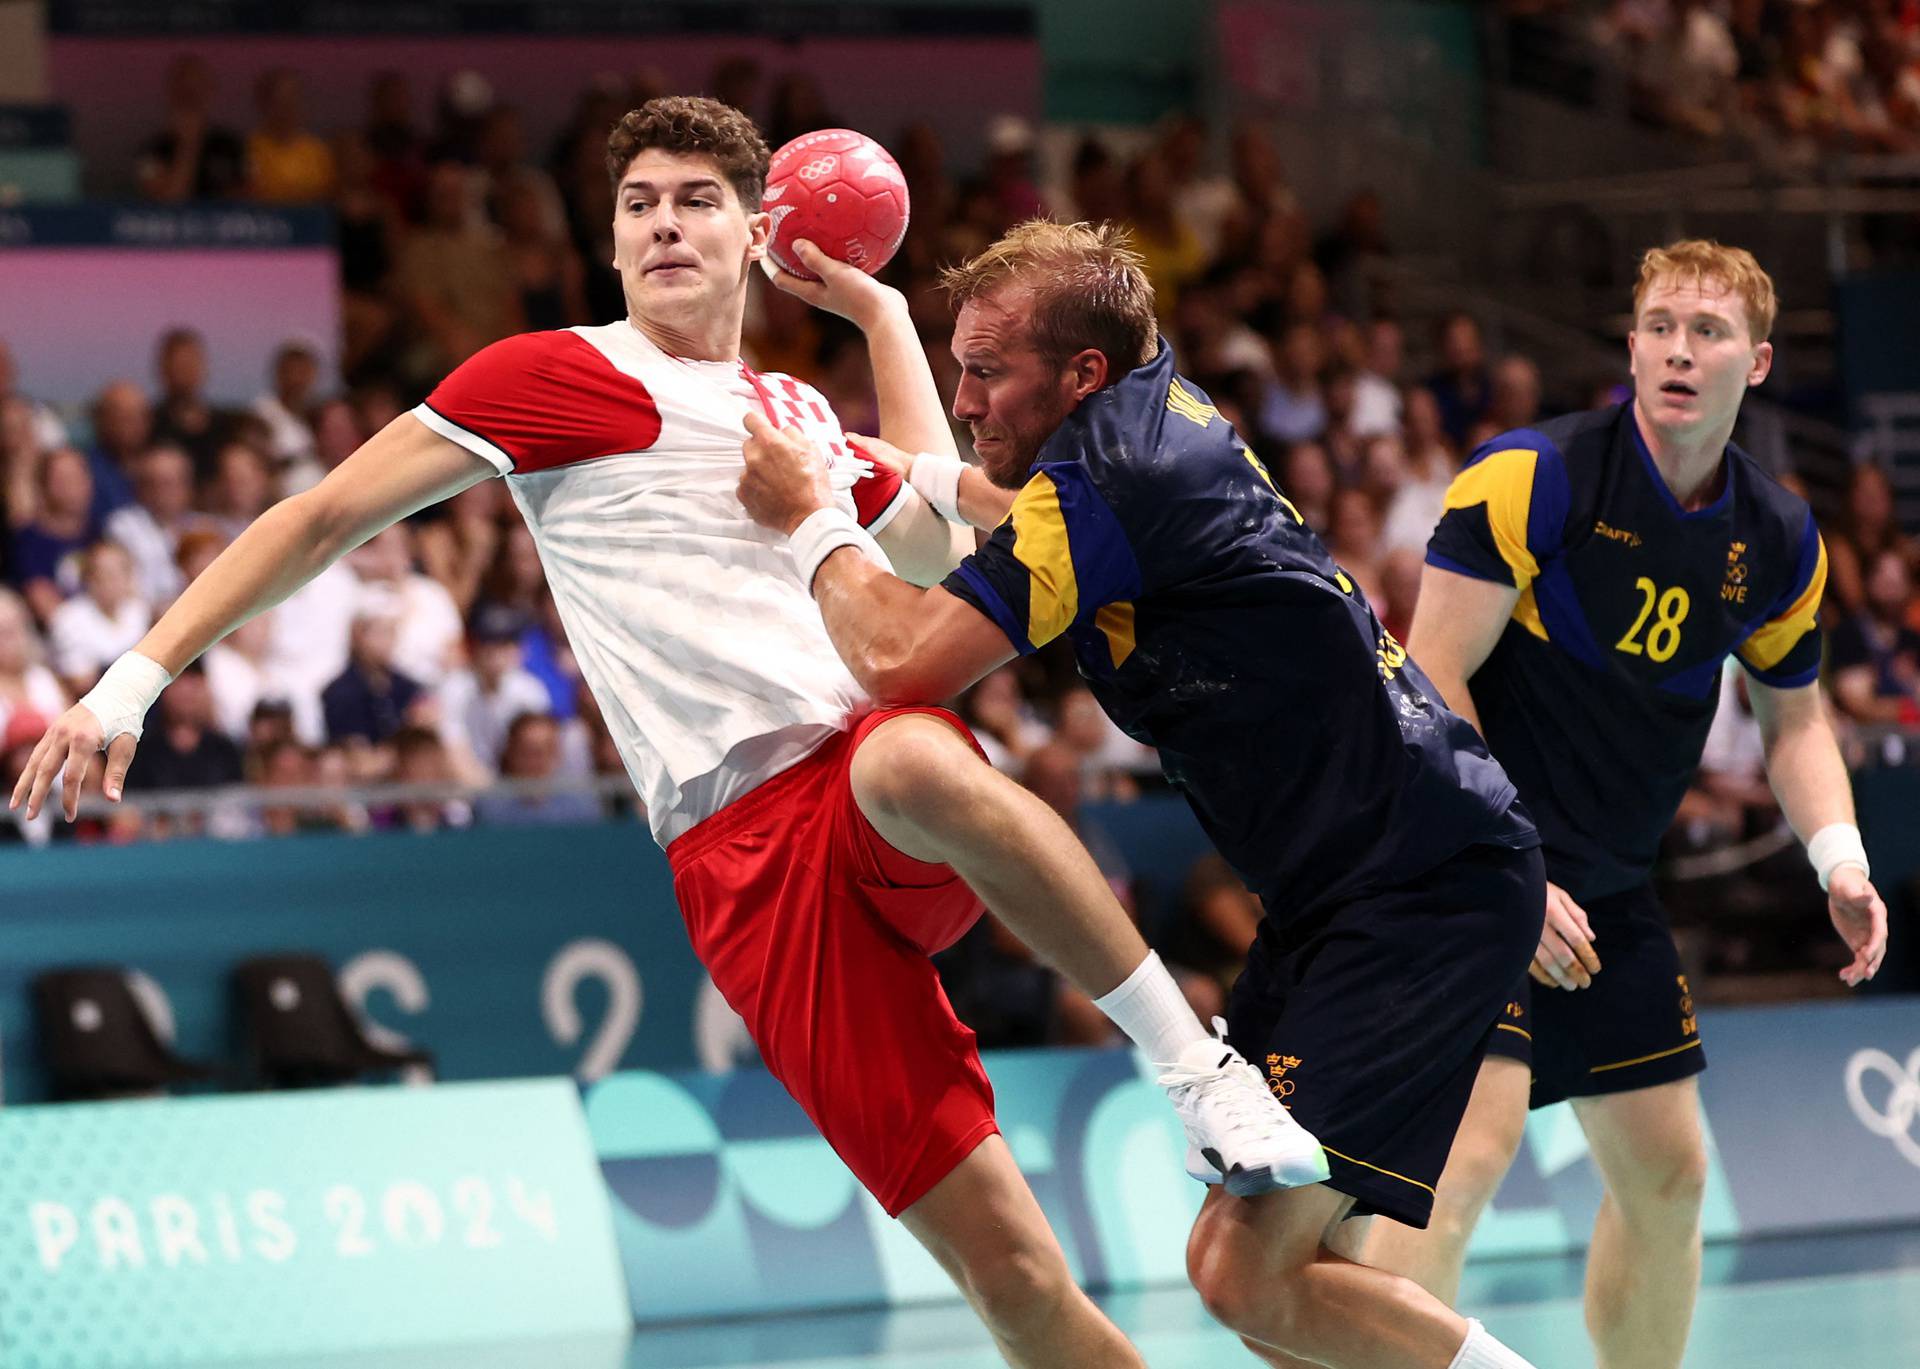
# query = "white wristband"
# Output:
<box><xmin>77</xmin><ymin>651</ymin><xmax>172</xmax><ymax>747</ymax></box>
<box><xmin>1807</xmin><ymin>822</ymin><xmax>1870</xmax><ymax>892</ymax></box>
<box><xmin>907</xmin><ymin>452</ymin><xmax>967</xmax><ymax>525</ymax></box>
<box><xmin>788</xmin><ymin>507</ymin><xmax>889</xmax><ymax>592</ymax></box>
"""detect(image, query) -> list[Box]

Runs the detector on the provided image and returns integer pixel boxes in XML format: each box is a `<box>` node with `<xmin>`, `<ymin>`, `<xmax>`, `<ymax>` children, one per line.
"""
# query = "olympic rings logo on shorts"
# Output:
<box><xmin>798</xmin><ymin>157</ymin><xmax>839</xmax><ymax>180</ymax></box>
<box><xmin>1843</xmin><ymin>1045</ymin><xmax>1920</xmax><ymax>1168</ymax></box>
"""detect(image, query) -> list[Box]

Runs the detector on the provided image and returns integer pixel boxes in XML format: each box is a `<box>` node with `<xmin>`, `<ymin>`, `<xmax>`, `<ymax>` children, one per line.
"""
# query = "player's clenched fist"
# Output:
<box><xmin>738</xmin><ymin>410</ymin><xmax>834</xmax><ymax>536</ymax></box>
<box><xmin>1529</xmin><ymin>880</ymin><xmax>1602</xmax><ymax>991</ymax></box>
<box><xmin>9</xmin><ymin>703</ymin><xmax>137</xmax><ymax>823</ymax></box>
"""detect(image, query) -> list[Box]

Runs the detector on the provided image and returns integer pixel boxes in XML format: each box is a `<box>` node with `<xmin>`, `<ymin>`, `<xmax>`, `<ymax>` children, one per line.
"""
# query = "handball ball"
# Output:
<box><xmin>763</xmin><ymin>129</ymin><xmax>910</xmax><ymax>280</ymax></box>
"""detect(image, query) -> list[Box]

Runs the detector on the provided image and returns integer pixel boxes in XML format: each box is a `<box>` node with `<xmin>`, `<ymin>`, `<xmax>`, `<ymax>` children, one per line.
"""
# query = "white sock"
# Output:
<box><xmin>1448</xmin><ymin>1320</ymin><xmax>1536</xmax><ymax>1369</ymax></box>
<box><xmin>1091</xmin><ymin>952</ymin><xmax>1210</xmax><ymax>1062</ymax></box>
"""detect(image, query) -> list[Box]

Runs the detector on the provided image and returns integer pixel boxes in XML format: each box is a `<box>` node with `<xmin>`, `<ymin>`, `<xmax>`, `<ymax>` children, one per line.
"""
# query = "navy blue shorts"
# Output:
<box><xmin>1225</xmin><ymin>842</ymin><xmax>1544</xmax><ymax>1228</ymax></box>
<box><xmin>1483</xmin><ymin>880</ymin><xmax>1705</xmax><ymax>1108</ymax></box>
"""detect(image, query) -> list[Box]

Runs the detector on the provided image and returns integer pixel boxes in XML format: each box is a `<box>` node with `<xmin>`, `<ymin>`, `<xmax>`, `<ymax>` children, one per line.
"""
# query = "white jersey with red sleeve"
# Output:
<box><xmin>412</xmin><ymin>321</ymin><xmax>910</xmax><ymax>844</ymax></box>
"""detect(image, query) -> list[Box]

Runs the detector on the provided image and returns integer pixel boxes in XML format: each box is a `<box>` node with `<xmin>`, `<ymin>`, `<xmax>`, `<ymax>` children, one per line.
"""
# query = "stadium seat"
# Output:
<box><xmin>231</xmin><ymin>953</ymin><xmax>434</xmax><ymax>1088</ymax></box>
<box><xmin>31</xmin><ymin>967</ymin><xmax>214</xmax><ymax>1100</ymax></box>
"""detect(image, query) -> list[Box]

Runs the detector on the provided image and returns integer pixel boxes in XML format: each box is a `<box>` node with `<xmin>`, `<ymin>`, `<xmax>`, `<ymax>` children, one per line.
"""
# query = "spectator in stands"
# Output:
<box><xmin>1170</xmin><ymin>852</ymin><xmax>1263</xmax><ymax>1000</ymax></box>
<box><xmin>1125</xmin><ymin>150</ymin><xmax>1208</xmax><ymax>319</ymax></box>
<box><xmin>398</xmin><ymin>161</ymin><xmax>523</xmax><ymax>379</ymax></box>
<box><xmin>474</xmin><ymin>711</ymin><xmax>602</xmax><ymax>827</ymax></box>
<box><xmin>203</xmin><ymin>610</ymin><xmax>324</xmax><ymax>746</ymax></box>
<box><xmin>172</xmin><ymin>527</ymin><xmax>226</xmax><ymax>596</ymax></box>
<box><xmin>11</xmin><ymin>448</ymin><xmax>97</xmax><ymax>623</ymax></box>
<box><xmin>1345</xmin><ymin>317</ymin><xmax>1405</xmax><ymax>437</ymax></box>
<box><xmin>362</xmin><ymin>69</ymin><xmax>426</xmax><ymax>215</ymax></box>
<box><xmin>105</xmin><ymin>444</ymin><xmax>201</xmax><ymax>605</ymax></box>
<box><xmin>47</xmin><ymin>542</ymin><xmax>149</xmax><ymax>696</ymax></box>
<box><xmin>346</xmin><ymin>525</ymin><xmax>464</xmax><ymax>687</ymax></box>
<box><xmin>205</xmin><ymin>441</ymin><xmax>277</xmax><ymax>541</ymax></box>
<box><xmin>136</xmin><ymin>54</ymin><xmax>246</xmax><ymax>202</ymax></box>
<box><xmin>499</xmin><ymin>178</ymin><xmax>590</xmax><ymax>332</ymax></box>
<box><xmin>123</xmin><ymin>660</ymin><xmax>243</xmax><ymax>797</ymax></box>
<box><xmin>1157</xmin><ymin>112</ymin><xmax>1239</xmax><ymax>261</ymax></box>
<box><xmin>246</xmin><ymin>68</ymin><xmax>336</xmax><ymax>203</ymax></box>
<box><xmin>0</xmin><ymin>343</ymin><xmax>66</xmax><ymax>456</ymax></box>
<box><xmin>1826</xmin><ymin>462</ymin><xmax>1917</xmax><ymax>620</ymax></box>
<box><xmin>1</xmin><ymin>397</ymin><xmax>47</xmax><ymax>566</ymax></box>
<box><xmin>980</xmin><ymin>114</ymin><xmax>1047</xmax><ymax>230</ymax></box>
<box><xmin>1829</xmin><ymin>548</ymin><xmax>1920</xmax><ymax>726</ymax></box>
<box><xmin>250</xmin><ymin>340</ymin><xmax>321</xmax><ymax>472</ymax></box>
<box><xmin>383</xmin><ymin>725</ymin><xmax>468</xmax><ymax>833</ymax></box>
<box><xmin>85</xmin><ymin>380</ymin><xmax>149</xmax><ymax>520</ymax></box>
<box><xmin>765</xmin><ymin>70</ymin><xmax>837</xmax><ymax>153</ymax></box>
<box><xmin>475</xmin><ymin>104</ymin><xmax>567</xmax><ymax>239</ymax></box>
<box><xmin>958</xmin><ymin>665</ymin><xmax>1051</xmax><ymax>773</ymax></box>
<box><xmin>1277</xmin><ymin>438</ymin><xmax>1337</xmax><ymax>535</ymax></box>
<box><xmin>1260</xmin><ymin>321</ymin><xmax>1329</xmax><ymax>443</ymax></box>
<box><xmin>1380</xmin><ymin>430</ymin><xmax>1454</xmax><ymax>557</ymax></box>
<box><xmin>1426</xmin><ymin>311</ymin><xmax>1491</xmax><ymax>447</ymax></box>
<box><xmin>1676</xmin><ymin>663</ymin><xmax>1778</xmax><ymax>850</ymax></box>
<box><xmin>1025</xmin><ymin>741</ymin><xmax>1135</xmax><ymax>909</ymax></box>
<box><xmin>476</xmin><ymin>522</ymin><xmax>546</xmax><ymax>618</ymax></box>
<box><xmin>1328</xmin><ymin>486</ymin><xmax>1390</xmax><ymax>610</ymax></box>
<box><xmin>333</xmin><ymin>134</ymin><xmax>402</xmax><ymax>384</ymax></box>
<box><xmin>413</xmin><ymin>482</ymin><xmax>501</xmax><ymax>617</ymax></box>
<box><xmin>1316</xmin><ymin>189</ymin><xmax>1391</xmax><ymax>321</ymax></box>
<box><xmin>1487</xmin><ymin>353</ymin><xmax>1545</xmax><ymax>431</ymax></box>
<box><xmin>438</xmin><ymin>603</ymin><xmax>551</xmax><ymax>775</ymax></box>
<box><xmin>1054</xmin><ymin>686</ymin><xmax>1150</xmax><ymax>802</ymax></box>
<box><xmin>0</xmin><ymin>587</ymin><xmax>65</xmax><ymax>747</ymax></box>
<box><xmin>253</xmin><ymin>738</ymin><xmax>331</xmax><ymax>838</ymax></box>
<box><xmin>149</xmin><ymin>328</ymin><xmax>233</xmax><ymax>476</ymax></box>
<box><xmin>321</xmin><ymin>598</ymin><xmax>423</xmax><ymax>750</ymax></box>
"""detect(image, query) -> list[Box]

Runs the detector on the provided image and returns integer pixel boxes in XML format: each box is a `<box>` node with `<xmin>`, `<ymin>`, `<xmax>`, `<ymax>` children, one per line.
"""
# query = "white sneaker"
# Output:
<box><xmin>1157</xmin><ymin>1019</ymin><xmax>1330</xmax><ymax>1196</ymax></box>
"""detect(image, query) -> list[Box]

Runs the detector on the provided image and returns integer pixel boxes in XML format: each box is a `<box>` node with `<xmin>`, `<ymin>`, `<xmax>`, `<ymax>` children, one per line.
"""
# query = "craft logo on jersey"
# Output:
<box><xmin>1265</xmin><ymin>1053</ymin><xmax>1301</xmax><ymax>1101</ymax></box>
<box><xmin>1594</xmin><ymin>519</ymin><xmax>1643</xmax><ymax>548</ymax></box>
<box><xmin>1722</xmin><ymin>541</ymin><xmax>1750</xmax><ymax>604</ymax></box>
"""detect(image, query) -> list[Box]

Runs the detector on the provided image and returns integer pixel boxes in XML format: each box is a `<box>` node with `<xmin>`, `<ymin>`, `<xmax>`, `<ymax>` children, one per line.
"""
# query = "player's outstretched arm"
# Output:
<box><xmin>10</xmin><ymin>415</ymin><xmax>495</xmax><ymax>820</ymax></box>
<box><xmin>1405</xmin><ymin>564</ymin><xmax>1519</xmax><ymax>738</ymax></box>
<box><xmin>1749</xmin><ymin>678</ymin><xmax>1888</xmax><ymax>985</ymax></box>
<box><xmin>738</xmin><ymin>411</ymin><xmax>1013</xmax><ymax>702</ymax></box>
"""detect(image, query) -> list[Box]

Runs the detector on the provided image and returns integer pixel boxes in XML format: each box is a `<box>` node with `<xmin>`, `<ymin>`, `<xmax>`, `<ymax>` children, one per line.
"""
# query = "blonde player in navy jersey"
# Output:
<box><xmin>1361</xmin><ymin>240</ymin><xmax>1889</xmax><ymax>1369</ymax></box>
<box><xmin>13</xmin><ymin>99</ymin><xmax>1320</xmax><ymax>1368</ymax></box>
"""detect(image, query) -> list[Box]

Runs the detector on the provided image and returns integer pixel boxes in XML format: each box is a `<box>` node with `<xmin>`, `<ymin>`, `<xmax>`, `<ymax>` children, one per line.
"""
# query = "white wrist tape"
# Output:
<box><xmin>788</xmin><ymin>507</ymin><xmax>889</xmax><ymax>592</ymax></box>
<box><xmin>77</xmin><ymin>651</ymin><xmax>171</xmax><ymax>746</ymax></box>
<box><xmin>907</xmin><ymin>452</ymin><xmax>967</xmax><ymax>525</ymax></box>
<box><xmin>1807</xmin><ymin>822</ymin><xmax>1870</xmax><ymax>891</ymax></box>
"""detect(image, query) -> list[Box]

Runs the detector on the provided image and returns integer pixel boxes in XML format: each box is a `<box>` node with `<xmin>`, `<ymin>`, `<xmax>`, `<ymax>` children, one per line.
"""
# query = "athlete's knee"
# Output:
<box><xmin>850</xmin><ymin>720</ymin><xmax>979</xmax><ymax>825</ymax></box>
<box><xmin>958</xmin><ymin>1237</ymin><xmax>1077</xmax><ymax>1333</ymax></box>
<box><xmin>1187</xmin><ymin>1218</ymin><xmax>1297</xmax><ymax>1341</ymax></box>
<box><xmin>1613</xmin><ymin>1137</ymin><xmax>1708</xmax><ymax>1223</ymax></box>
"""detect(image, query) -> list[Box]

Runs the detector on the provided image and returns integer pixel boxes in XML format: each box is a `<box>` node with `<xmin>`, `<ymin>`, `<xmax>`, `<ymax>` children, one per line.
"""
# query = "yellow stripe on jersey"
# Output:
<box><xmin>1095</xmin><ymin>601</ymin><xmax>1136</xmax><ymax>668</ymax></box>
<box><xmin>1010</xmin><ymin>473</ymin><xmax>1080</xmax><ymax>647</ymax></box>
<box><xmin>1442</xmin><ymin>448</ymin><xmax>1542</xmax><ymax>588</ymax></box>
<box><xmin>1739</xmin><ymin>534</ymin><xmax>1828</xmax><ymax>672</ymax></box>
<box><xmin>1167</xmin><ymin>380</ymin><xmax>1218</xmax><ymax>428</ymax></box>
<box><xmin>1513</xmin><ymin>584</ymin><xmax>1549</xmax><ymax>641</ymax></box>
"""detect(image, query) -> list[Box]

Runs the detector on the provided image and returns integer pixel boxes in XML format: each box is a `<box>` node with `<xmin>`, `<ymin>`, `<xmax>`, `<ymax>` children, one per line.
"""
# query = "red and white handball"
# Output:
<box><xmin>763</xmin><ymin>129</ymin><xmax>910</xmax><ymax>280</ymax></box>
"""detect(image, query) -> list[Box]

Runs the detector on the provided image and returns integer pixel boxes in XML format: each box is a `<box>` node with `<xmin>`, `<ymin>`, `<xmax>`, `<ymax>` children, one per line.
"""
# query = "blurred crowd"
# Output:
<box><xmin>3</xmin><ymin>48</ymin><xmax>1917</xmax><ymax>1017</ymax></box>
<box><xmin>1516</xmin><ymin>0</ymin><xmax>1920</xmax><ymax>152</ymax></box>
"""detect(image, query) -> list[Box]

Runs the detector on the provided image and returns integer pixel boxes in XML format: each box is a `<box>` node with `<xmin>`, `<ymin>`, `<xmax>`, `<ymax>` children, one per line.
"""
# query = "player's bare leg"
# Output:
<box><xmin>849</xmin><ymin>712</ymin><xmax>1328</xmax><ymax>1192</ymax></box>
<box><xmin>1363</xmin><ymin>1056</ymin><xmax>1532</xmax><ymax>1303</ymax></box>
<box><xmin>1572</xmin><ymin>1079</ymin><xmax>1707</xmax><ymax>1369</ymax></box>
<box><xmin>1186</xmin><ymin>1184</ymin><xmax>1536</xmax><ymax>1368</ymax></box>
<box><xmin>901</xmin><ymin>1135</ymin><xmax>1145</xmax><ymax>1368</ymax></box>
<box><xmin>849</xmin><ymin>712</ymin><xmax>1147</xmax><ymax>994</ymax></box>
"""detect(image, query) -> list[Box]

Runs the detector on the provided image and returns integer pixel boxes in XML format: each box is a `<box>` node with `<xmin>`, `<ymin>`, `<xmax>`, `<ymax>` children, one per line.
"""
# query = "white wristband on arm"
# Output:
<box><xmin>77</xmin><ymin>651</ymin><xmax>172</xmax><ymax>746</ymax></box>
<box><xmin>1807</xmin><ymin>822</ymin><xmax>1870</xmax><ymax>891</ymax></box>
<box><xmin>788</xmin><ymin>507</ymin><xmax>890</xmax><ymax>592</ymax></box>
<box><xmin>907</xmin><ymin>452</ymin><xmax>967</xmax><ymax>525</ymax></box>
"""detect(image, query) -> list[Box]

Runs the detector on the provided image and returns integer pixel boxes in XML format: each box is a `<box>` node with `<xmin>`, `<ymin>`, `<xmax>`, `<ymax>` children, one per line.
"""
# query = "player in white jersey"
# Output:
<box><xmin>14</xmin><ymin>97</ymin><xmax>1323</xmax><ymax>1367</ymax></box>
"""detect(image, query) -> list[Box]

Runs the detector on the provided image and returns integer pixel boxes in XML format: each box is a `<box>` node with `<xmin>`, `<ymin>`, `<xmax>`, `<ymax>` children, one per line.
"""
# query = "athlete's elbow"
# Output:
<box><xmin>856</xmin><ymin>646</ymin><xmax>957</xmax><ymax>707</ymax></box>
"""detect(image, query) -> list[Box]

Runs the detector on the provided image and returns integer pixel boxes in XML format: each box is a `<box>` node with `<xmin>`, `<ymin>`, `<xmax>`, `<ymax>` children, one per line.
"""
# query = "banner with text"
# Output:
<box><xmin>0</xmin><ymin>1078</ymin><xmax>628</xmax><ymax>1365</ymax></box>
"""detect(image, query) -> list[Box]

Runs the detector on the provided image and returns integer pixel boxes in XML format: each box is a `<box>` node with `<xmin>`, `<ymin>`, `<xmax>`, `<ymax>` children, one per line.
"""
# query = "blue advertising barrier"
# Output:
<box><xmin>0</xmin><ymin>1078</ymin><xmax>629</xmax><ymax>1365</ymax></box>
<box><xmin>589</xmin><ymin>997</ymin><xmax>1920</xmax><ymax>1323</ymax></box>
<box><xmin>0</xmin><ymin>824</ymin><xmax>710</xmax><ymax>1104</ymax></box>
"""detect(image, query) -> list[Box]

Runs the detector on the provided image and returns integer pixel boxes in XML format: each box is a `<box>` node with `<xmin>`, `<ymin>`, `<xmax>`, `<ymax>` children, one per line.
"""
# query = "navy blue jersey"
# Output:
<box><xmin>943</xmin><ymin>341</ymin><xmax>1533</xmax><ymax>916</ymax></box>
<box><xmin>1426</xmin><ymin>403</ymin><xmax>1826</xmax><ymax>901</ymax></box>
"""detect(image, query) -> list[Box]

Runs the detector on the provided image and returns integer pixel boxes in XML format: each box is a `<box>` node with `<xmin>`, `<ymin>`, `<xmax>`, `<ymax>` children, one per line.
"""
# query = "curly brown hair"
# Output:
<box><xmin>940</xmin><ymin>220</ymin><xmax>1158</xmax><ymax>374</ymax></box>
<box><xmin>604</xmin><ymin>96</ymin><xmax>770</xmax><ymax>210</ymax></box>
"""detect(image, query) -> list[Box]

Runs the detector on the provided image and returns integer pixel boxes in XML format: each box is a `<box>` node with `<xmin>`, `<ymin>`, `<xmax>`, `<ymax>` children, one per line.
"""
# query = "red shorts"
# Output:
<box><xmin>666</xmin><ymin>707</ymin><xmax>998</xmax><ymax>1217</ymax></box>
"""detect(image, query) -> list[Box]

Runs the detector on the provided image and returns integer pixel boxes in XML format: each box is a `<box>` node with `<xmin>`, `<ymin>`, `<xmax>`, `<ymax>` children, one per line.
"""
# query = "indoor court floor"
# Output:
<box><xmin>622</xmin><ymin>1225</ymin><xmax>1920</xmax><ymax>1369</ymax></box>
